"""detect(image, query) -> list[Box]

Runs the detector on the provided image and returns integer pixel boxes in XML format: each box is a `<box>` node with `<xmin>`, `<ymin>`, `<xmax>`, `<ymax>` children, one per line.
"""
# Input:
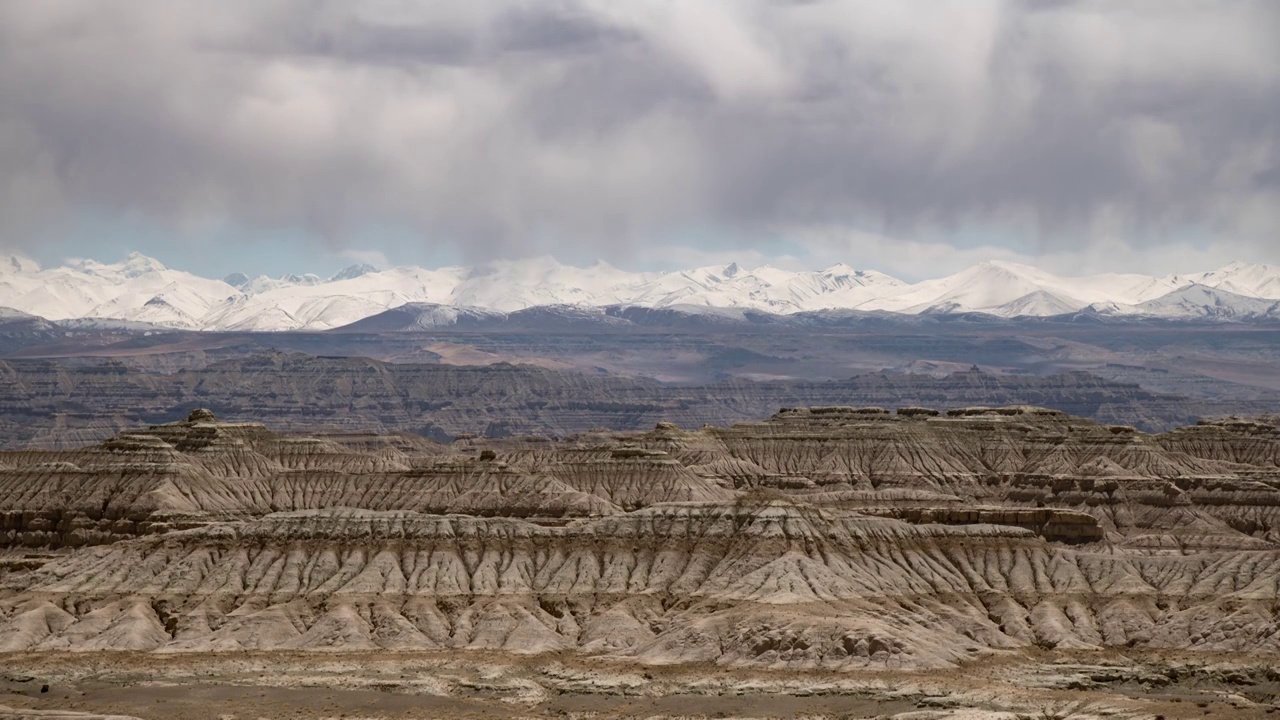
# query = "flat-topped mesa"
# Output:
<box><xmin>128</xmin><ymin>409</ymin><xmax>277</xmax><ymax>452</ymax></box>
<box><xmin>771</xmin><ymin>405</ymin><xmax>1070</xmax><ymax>423</ymax></box>
<box><xmin>1159</xmin><ymin>415</ymin><xmax>1280</xmax><ymax>468</ymax></box>
<box><xmin>0</xmin><ymin>407</ymin><xmax>1278</xmax><ymax>554</ymax></box>
<box><xmin>774</xmin><ymin>406</ymin><xmax>892</xmax><ymax>419</ymax></box>
<box><xmin>944</xmin><ymin>405</ymin><xmax>1068</xmax><ymax>418</ymax></box>
<box><xmin>697</xmin><ymin>405</ymin><xmax>1280</xmax><ymax>549</ymax></box>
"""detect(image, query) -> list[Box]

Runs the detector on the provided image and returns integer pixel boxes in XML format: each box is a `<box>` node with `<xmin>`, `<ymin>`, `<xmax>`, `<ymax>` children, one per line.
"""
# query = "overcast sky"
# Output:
<box><xmin>1</xmin><ymin>1</ymin><xmax>1276</xmax><ymax>279</ymax></box>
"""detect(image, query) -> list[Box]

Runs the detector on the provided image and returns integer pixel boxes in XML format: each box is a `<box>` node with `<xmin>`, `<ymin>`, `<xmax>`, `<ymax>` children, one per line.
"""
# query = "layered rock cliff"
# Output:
<box><xmin>0</xmin><ymin>354</ymin><xmax>1223</xmax><ymax>449</ymax></box>
<box><xmin>1</xmin><ymin>408</ymin><xmax>1277</xmax><ymax>670</ymax></box>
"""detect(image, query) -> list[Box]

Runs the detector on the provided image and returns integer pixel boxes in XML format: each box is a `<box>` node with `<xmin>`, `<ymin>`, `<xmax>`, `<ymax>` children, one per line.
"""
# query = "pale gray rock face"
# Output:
<box><xmin>0</xmin><ymin>408</ymin><xmax>1278</xmax><ymax>672</ymax></box>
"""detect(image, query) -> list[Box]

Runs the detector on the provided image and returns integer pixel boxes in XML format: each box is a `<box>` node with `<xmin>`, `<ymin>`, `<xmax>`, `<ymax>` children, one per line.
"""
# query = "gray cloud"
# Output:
<box><xmin>0</xmin><ymin>0</ymin><xmax>1276</xmax><ymax>268</ymax></box>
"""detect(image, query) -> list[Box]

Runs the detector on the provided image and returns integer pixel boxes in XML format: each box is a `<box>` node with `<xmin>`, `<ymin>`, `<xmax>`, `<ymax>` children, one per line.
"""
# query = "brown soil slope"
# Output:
<box><xmin>0</xmin><ymin>408</ymin><xmax>1277</xmax><ymax>671</ymax></box>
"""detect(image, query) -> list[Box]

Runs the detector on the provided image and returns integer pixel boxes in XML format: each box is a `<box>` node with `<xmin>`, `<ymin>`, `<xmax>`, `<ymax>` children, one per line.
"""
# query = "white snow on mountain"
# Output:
<box><xmin>858</xmin><ymin>261</ymin><xmax>1091</xmax><ymax>314</ymax></box>
<box><xmin>0</xmin><ymin>256</ymin><xmax>40</xmax><ymax>275</ymax></box>
<box><xmin>991</xmin><ymin>290</ymin><xmax>1082</xmax><ymax>318</ymax></box>
<box><xmin>1188</xmin><ymin>261</ymin><xmax>1280</xmax><ymax>299</ymax></box>
<box><xmin>230</xmin><ymin>273</ymin><xmax>326</xmax><ymax>296</ymax></box>
<box><xmin>1</xmin><ymin>252</ymin><xmax>1278</xmax><ymax>330</ymax></box>
<box><xmin>1094</xmin><ymin>283</ymin><xmax>1280</xmax><ymax>320</ymax></box>
<box><xmin>0</xmin><ymin>252</ymin><xmax>238</xmax><ymax>325</ymax></box>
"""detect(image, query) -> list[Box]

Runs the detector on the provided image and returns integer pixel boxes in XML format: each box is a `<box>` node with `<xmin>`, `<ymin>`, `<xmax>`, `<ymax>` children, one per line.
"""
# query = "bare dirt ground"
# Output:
<box><xmin>0</xmin><ymin>649</ymin><xmax>1275</xmax><ymax>719</ymax></box>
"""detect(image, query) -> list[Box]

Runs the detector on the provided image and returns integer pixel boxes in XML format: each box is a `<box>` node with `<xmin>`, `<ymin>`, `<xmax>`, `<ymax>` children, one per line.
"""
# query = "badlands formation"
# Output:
<box><xmin>0</xmin><ymin>407</ymin><xmax>1279</xmax><ymax>718</ymax></box>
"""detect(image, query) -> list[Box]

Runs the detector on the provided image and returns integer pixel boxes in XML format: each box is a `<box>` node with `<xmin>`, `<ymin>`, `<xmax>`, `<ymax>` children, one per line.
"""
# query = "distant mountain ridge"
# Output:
<box><xmin>1</xmin><ymin>252</ymin><xmax>1278</xmax><ymax>331</ymax></box>
<box><xmin>0</xmin><ymin>354</ymin><xmax>1218</xmax><ymax>448</ymax></box>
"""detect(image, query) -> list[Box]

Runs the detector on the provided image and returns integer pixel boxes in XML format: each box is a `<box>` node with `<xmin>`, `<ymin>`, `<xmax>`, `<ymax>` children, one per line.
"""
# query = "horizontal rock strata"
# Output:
<box><xmin>0</xmin><ymin>408</ymin><xmax>1277</xmax><ymax>669</ymax></box>
<box><xmin>0</xmin><ymin>354</ymin><xmax>1222</xmax><ymax>449</ymax></box>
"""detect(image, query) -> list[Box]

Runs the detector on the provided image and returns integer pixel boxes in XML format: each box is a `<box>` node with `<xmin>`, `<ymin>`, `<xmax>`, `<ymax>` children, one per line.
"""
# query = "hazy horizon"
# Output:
<box><xmin>7</xmin><ymin>247</ymin><xmax>1280</xmax><ymax>286</ymax></box>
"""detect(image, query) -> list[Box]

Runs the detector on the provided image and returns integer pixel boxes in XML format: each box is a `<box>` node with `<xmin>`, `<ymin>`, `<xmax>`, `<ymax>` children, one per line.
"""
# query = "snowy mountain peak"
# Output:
<box><xmin>0</xmin><ymin>254</ymin><xmax>1276</xmax><ymax>330</ymax></box>
<box><xmin>1093</xmin><ymin>283</ymin><xmax>1280</xmax><ymax>320</ymax></box>
<box><xmin>1193</xmin><ymin>261</ymin><xmax>1280</xmax><ymax>299</ymax></box>
<box><xmin>118</xmin><ymin>252</ymin><xmax>168</xmax><ymax>277</ymax></box>
<box><xmin>1152</xmin><ymin>283</ymin><xmax>1251</xmax><ymax>308</ymax></box>
<box><xmin>280</xmin><ymin>273</ymin><xmax>323</xmax><ymax>285</ymax></box>
<box><xmin>966</xmin><ymin>259</ymin><xmax>1049</xmax><ymax>279</ymax></box>
<box><xmin>993</xmin><ymin>290</ymin><xmax>1080</xmax><ymax>318</ymax></box>
<box><xmin>1165</xmin><ymin>285</ymin><xmax>1279</xmax><ymax>318</ymax></box>
<box><xmin>1214</xmin><ymin>260</ymin><xmax>1276</xmax><ymax>274</ymax></box>
<box><xmin>331</xmin><ymin>264</ymin><xmax>379</xmax><ymax>281</ymax></box>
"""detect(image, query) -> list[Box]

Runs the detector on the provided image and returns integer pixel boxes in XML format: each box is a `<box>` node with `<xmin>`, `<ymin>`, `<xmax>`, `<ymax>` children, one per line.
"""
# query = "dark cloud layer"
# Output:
<box><xmin>0</xmin><ymin>0</ymin><xmax>1276</xmax><ymax>266</ymax></box>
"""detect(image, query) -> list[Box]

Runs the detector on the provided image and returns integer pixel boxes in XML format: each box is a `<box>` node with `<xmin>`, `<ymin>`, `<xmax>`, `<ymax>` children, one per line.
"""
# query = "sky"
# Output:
<box><xmin>0</xmin><ymin>0</ymin><xmax>1277</xmax><ymax>281</ymax></box>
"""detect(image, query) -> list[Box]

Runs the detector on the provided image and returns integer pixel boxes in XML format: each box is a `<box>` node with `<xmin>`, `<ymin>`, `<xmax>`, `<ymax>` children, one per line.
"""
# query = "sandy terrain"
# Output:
<box><xmin>1</xmin><ymin>649</ymin><xmax>1275</xmax><ymax>719</ymax></box>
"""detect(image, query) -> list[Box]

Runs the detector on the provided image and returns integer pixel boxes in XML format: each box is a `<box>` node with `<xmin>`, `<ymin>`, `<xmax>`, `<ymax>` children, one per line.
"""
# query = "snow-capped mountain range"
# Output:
<box><xmin>1</xmin><ymin>252</ymin><xmax>1278</xmax><ymax>331</ymax></box>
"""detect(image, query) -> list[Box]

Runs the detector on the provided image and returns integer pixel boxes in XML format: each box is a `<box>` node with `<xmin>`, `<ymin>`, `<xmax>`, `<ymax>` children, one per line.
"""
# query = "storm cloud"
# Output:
<box><xmin>0</xmin><ymin>0</ymin><xmax>1277</xmax><ymax>271</ymax></box>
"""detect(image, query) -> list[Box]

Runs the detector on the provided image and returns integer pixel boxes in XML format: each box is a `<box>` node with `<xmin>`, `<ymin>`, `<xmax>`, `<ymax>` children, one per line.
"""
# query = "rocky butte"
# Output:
<box><xmin>0</xmin><ymin>406</ymin><xmax>1278</xmax><ymax>718</ymax></box>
